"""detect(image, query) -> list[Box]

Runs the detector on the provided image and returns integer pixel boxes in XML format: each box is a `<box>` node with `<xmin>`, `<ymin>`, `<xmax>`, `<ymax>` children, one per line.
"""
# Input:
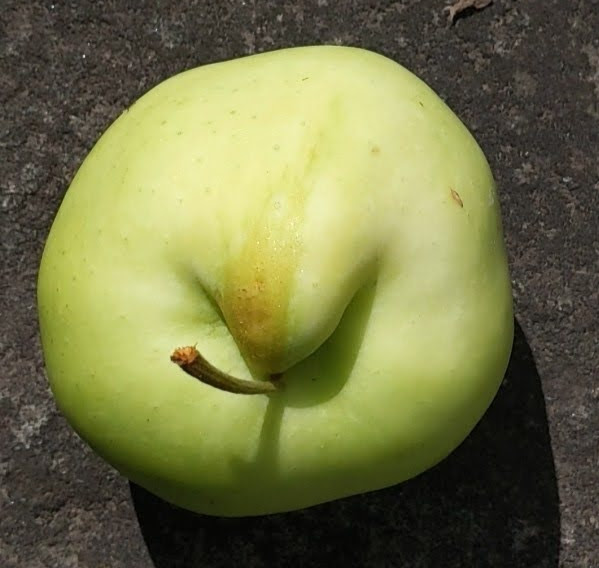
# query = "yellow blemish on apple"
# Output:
<box><xmin>220</xmin><ymin>194</ymin><xmax>305</xmax><ymax>374</ymax></box>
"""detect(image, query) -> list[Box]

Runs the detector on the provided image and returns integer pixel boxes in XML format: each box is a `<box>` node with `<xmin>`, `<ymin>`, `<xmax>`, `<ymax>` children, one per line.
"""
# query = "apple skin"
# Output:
<box><xmin>37</xmin><ymin>46</ymin><xmax>513</xmax><ymax>516</ymax></box>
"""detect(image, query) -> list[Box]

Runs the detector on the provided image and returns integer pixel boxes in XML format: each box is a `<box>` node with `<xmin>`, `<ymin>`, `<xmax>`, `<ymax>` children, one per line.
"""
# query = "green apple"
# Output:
<box><xmin>37</xmin><ymin>46</ymin><xmax>513</xmax><ymax>516</ymax></box>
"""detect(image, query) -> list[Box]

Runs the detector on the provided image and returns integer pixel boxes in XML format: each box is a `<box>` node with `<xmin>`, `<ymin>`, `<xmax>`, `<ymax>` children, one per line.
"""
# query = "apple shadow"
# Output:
<box><xmin>131</xmin><ymin>319</ymin><xmax>560</xmax><ymax>567</ymax></box>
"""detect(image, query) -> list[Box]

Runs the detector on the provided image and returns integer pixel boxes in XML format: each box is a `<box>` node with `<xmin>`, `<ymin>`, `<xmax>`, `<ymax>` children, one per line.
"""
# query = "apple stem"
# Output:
<box><xmin>170</xmin><ymin>346</ymin><xmax>280</xmax><ymax>395</ymax></box>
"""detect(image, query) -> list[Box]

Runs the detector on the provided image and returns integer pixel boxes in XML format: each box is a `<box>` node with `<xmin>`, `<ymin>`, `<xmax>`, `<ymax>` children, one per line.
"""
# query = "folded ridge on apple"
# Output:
<box><xmin>37</xmin><ymin>45</ymin><xmax>514</xmax><ymax>517</ymax></box>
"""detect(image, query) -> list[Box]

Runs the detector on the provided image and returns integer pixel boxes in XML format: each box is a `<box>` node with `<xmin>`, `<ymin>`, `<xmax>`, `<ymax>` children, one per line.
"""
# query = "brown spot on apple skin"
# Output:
<box><xmin>450</xmin><ymin>188</ymin><xmax>464</xmax><ymax>208</ymax></box>
<box><xmin>370</xmin><ymin>145</ymin><xmax>380</xmax><ymax>155</ymax></box>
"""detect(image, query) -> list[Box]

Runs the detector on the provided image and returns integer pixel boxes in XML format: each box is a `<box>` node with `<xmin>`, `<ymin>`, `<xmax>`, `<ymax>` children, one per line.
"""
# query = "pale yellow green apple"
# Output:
<box><xmin>37</xmin><ymin>46</ymin><xmax>513</xmax><ymax>516</ymax></box>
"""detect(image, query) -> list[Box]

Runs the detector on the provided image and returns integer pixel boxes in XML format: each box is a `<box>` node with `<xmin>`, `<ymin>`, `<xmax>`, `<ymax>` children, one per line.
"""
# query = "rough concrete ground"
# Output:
<box><xmin>1</xmin><ymin>1</ymin><xmax>598</xmax><ymax>567</ymax></box>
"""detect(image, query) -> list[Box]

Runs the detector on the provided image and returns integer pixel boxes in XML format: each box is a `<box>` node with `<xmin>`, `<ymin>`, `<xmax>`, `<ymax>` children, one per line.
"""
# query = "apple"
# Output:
<box><xmin>37</xmin><ymin>46</ymin><xmax>513</xmax><ymax>517</ymax></box>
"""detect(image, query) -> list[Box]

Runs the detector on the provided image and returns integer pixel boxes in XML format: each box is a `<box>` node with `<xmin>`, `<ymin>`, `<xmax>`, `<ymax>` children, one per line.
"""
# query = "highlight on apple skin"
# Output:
<box><xmin>37</xmin><ymin>46</ymin><xmax>514</xmax><ymax>517</ymax></box>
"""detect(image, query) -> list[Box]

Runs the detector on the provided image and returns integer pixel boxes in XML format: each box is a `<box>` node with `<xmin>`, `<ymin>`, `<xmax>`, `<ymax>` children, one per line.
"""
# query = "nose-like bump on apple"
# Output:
<box><xmin>215</xmin><ymin>188</ymin><xmax>304</xmax><ymax>374</ymax></box>
<box><xmin>217</xmin><ymin>186</ymin><xmax>381</xmax><ymax>376</ymax></box>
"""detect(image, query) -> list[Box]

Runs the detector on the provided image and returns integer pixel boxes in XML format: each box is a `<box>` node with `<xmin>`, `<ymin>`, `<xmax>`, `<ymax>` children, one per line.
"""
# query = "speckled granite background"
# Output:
<box><xmin>1</xmin><ymin>1</ymin><xmax>598</xmax><ymax>567</ymax></box>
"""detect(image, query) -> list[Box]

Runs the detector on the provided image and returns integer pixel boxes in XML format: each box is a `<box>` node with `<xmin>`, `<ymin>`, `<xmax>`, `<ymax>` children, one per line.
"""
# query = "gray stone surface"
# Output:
<box><xmin>1</xmin><ymin>1</ymin><xmax>598</xmax><ymax>566</ymax></box>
